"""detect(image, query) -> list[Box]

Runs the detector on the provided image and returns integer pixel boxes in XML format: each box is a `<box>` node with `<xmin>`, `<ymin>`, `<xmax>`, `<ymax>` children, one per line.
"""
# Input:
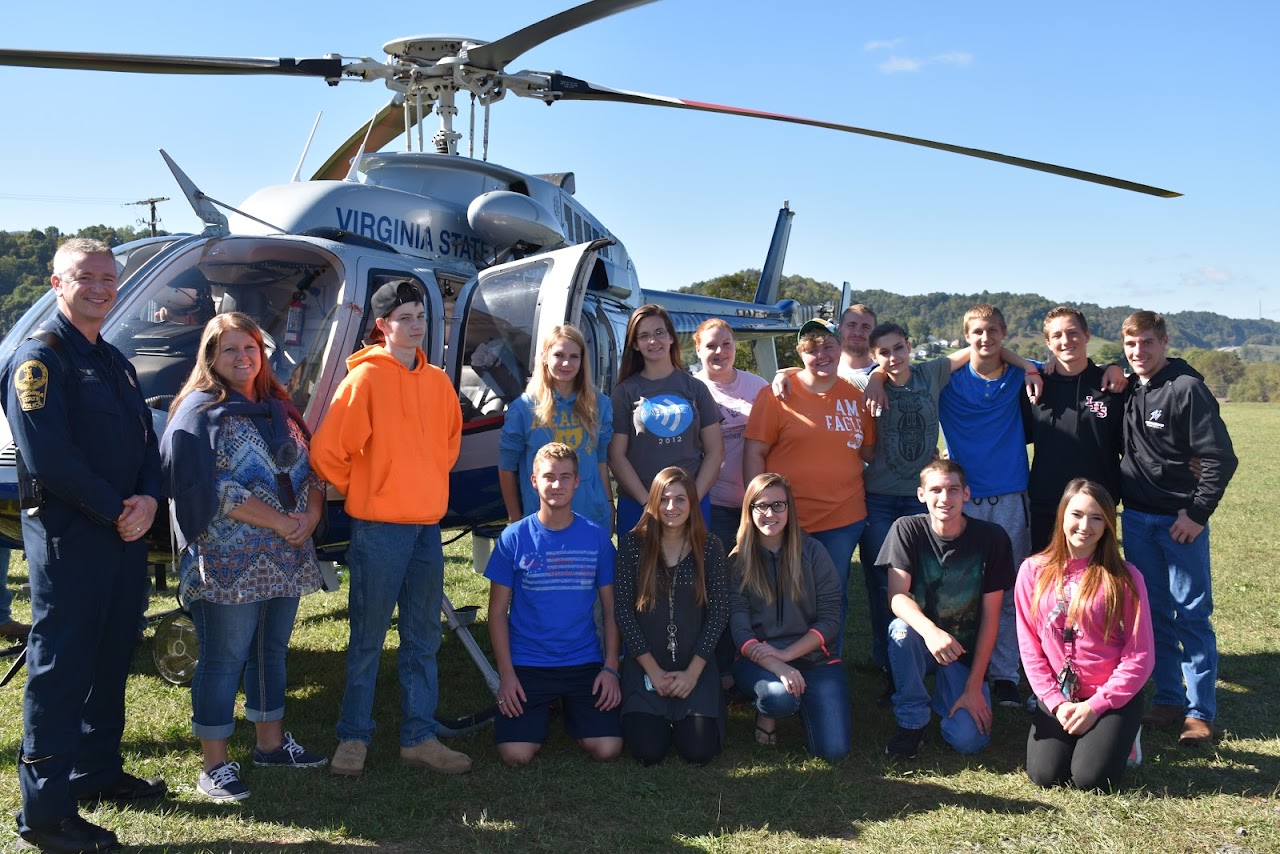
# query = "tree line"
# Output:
<box><xmin>0</xmin><ymin>225</ymin><xmax>156</xmax><ymax>335</ymax></box>
<box><xmin>678</xmin><ymin>270</ymin><xmax>1280</xmax><ymax>402</ymax></box>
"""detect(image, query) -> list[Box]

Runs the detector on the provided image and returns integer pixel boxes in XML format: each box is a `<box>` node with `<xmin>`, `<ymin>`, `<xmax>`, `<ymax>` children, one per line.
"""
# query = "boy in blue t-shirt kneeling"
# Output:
<box><xmin>485</xmin><ymin>442</ymin><xmax>623</xmax><ymax>765</ymax></box>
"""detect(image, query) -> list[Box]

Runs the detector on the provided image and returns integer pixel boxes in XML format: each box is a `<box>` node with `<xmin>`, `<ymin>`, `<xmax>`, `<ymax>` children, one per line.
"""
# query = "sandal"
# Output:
<box><xmin>754</xmin><ymin>715</ymin><xmax>778</xmax><ymax>746</ymax></box>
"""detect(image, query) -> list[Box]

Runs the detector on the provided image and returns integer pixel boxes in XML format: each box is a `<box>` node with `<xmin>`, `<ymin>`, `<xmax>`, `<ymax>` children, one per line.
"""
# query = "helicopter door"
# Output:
<box><xmin>450</xmin><ymin>240</ymin><xmax>609</xmax><ymax>427</ymax></box>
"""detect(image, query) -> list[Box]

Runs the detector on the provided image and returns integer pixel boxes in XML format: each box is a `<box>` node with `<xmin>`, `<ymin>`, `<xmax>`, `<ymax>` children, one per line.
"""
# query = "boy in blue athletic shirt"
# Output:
<box><xmin>485</xmin><ymin>442</ymin><xmax>623</xmax><ymax>766</ymax></box>
<box><xmin>937</xmin><ymin>304</ymin><xmax>1039</xmax><ymax>709</ymax></box>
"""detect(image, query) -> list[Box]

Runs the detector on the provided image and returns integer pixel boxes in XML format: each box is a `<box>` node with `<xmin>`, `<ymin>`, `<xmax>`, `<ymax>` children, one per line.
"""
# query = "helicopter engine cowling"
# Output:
<box><xmin>467</xmin><ymin>190</ymin><xmax>566</xmax><ymax>257</ymax></box>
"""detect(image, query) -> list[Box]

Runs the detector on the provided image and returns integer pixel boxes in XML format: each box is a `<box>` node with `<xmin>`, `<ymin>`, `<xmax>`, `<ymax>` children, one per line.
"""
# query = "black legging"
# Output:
<box><xmin>622</xmin><ymin>713</ymin><xmax>720</xmax><ymax>766</ymax></box>
<box><xmin>1026</xmin><ymin>694</ymin><xmax>1144</xmax><ymax>792</ymax></box>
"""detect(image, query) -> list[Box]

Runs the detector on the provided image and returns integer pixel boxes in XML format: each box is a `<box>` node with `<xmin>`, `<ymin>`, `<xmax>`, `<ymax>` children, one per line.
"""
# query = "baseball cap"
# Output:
<box><xmin>796</xmin><ymin>318</ymin><xmax>838</xmax><ymax>343</ymax></box>
<box><xmin>370</xmin><ymin>279</ymin><xmax>424</xmax><ymax>319</ymax></box>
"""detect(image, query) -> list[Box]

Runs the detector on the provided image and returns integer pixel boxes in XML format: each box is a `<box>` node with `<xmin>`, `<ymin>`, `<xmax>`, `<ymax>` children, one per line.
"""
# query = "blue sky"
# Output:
<box><xmin>2</xmin><ymin>1</ymin><xmax>1277</xmax><ymax>324</ymax></box>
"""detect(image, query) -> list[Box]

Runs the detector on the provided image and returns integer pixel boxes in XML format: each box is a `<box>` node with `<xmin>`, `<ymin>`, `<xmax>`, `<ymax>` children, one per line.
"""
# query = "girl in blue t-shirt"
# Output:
<box><xmin>499</xmin><ymin>324</ymin><xmax>614</xmax><ymax>530</ymax></box>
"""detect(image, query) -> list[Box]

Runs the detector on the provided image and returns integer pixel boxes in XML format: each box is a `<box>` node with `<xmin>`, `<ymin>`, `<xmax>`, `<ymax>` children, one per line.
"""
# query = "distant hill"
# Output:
<box><xmin>677</xmin><ymin>270</ymin><xmax>1280</xmax><ymax>354</ymax></box>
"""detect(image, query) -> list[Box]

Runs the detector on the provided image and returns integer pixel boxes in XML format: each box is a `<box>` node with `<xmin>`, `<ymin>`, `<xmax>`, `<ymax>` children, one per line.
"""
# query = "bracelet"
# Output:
<box><xmin>600</xmin><ymin>665</ymin><xmax>620</xmax><ymax>678</ymax></box>
<box><xmin>1024</xmin><ymin>367</ymin><xmax>1040</xmax><ymax>375</ymax></box>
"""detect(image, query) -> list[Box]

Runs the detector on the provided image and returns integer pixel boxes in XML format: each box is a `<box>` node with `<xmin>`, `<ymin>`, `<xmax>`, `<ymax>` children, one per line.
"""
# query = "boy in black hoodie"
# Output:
<box><xmin>1022</xmin><ymin>307</ymin><xmax>1125</xmax><ymax>552</ymax></box>
<box><xmin>1119</xmin><ymin>310</ymin><xmax>1237</xmax><ymax>747</ymax></box>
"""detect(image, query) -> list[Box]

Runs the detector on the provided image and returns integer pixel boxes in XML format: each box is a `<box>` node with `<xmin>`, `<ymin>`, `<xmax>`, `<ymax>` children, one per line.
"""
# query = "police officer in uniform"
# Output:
<box><xmin>2</xmin><ymin>238</ymin><xmax>166</xmax><ymax>853</ymax></box>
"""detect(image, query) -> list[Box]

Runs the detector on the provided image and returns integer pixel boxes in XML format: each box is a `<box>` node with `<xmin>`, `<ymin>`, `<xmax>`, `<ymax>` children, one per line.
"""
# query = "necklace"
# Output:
<box><xmin>665</xmin><ymin>563</ymin><xmax>679</xmax><ymax>663</ymax></box>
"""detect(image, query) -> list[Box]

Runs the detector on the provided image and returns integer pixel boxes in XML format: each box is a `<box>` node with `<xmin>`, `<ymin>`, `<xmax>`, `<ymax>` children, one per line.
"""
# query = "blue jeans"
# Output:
<box><xmin>861</xmin><ymin>494</ymin><xmax>924</xmax><ymax>670</ymax></box>
<box><xmin>709</xmin><ymin>503</ymin><xmax>742</xmax><ymax>556</ymax></box>
<box><xmin>810</xmin><ymin>518</ymin><xmax>867</xmax><ymax>656</ymax></box>
<box><xmin>887</xmin><ymin>617</ymin><xmax>991</xmax><ymax>754</ymax></box>
<box><xmin>0</xmin><ymin>547</ymin><xmax>11</xmax><ymax>622</ymax></box>
<box><xmin>733</xmin><ymin>657</ymin><xmax>851</xmax><ymax>760</ymax></box>
<box><xmin>1122</xmin><ymin>508</ymin><xmax>1216</xmax><ymax>721</ymax></box>
<box><xmin>189</xmin><ymin>596</ymin><xmax>300</xmax><ymax>740</ymax></box>
<box><xmin>338</xmin><ymin>519</ymin><xmax>445</xmax><ymax>747</ymax></box>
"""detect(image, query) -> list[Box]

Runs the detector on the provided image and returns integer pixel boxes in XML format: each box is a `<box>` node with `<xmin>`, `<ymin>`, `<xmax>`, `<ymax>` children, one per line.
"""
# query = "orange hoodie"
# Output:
<box><xmin>311</xmin><ymin>344</ymin><xmax>461</xmax><ymax>524</ymax></box>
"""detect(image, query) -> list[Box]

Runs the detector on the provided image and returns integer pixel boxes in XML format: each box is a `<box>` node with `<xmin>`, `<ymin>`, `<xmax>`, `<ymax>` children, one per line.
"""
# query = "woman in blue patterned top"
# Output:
<box><xmin>161</xmin><ymin>313</ymin><xmax>327</xmax><ymax>802</ymax></box>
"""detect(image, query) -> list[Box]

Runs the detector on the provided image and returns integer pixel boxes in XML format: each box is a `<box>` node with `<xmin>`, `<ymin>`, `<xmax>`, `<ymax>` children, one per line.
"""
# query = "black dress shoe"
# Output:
<box><xmin>18</xmin><ymin>814</ymin><xmax>120</xmax><ymax>852</ymax></box>
<box><xmin>76</xmin><ymin>772</ymin><xmax>167</xmax><ymax>805</ymax></box>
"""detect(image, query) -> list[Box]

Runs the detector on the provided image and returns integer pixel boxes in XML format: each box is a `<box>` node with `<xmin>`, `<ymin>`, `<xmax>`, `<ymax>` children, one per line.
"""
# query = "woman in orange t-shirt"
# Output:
<box><xmin>744</xmin><ymin>319</ymin><xmax>876</xmax><ymax>654</ymax></box>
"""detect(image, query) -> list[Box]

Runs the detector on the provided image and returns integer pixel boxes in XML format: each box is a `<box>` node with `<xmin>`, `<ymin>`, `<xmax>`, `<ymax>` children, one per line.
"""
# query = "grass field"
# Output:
<box><xmin>1</xmin><ymin>405</ymin><xmax>1277</xmax><ymax>853</ymax></box>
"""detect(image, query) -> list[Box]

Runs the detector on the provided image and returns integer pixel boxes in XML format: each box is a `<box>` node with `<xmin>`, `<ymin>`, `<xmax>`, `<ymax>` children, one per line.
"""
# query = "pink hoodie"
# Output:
<box><xmin>1015</xmin><ymin>557</ymin><xmax>1155</xmax><ymax>716</ymax></box>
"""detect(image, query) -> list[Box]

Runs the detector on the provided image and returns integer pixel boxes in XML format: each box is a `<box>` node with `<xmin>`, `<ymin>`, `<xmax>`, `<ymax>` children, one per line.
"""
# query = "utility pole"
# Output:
<box><xmin>130</xmin><ymin>197</ymin><xmax>169</xmax><ymax>237</ymax></box>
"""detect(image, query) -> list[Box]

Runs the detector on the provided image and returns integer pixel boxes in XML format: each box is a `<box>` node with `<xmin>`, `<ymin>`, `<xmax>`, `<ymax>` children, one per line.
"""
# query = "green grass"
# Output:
<box><xmin>2</xmin><ymin>406</ymin><xmax>1278</xmax><ymax>852</ymax></box>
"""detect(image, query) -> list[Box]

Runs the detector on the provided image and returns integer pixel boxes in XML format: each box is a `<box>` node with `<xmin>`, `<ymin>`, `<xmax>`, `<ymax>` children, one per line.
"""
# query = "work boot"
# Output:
<box><xmin>400</xmin><ymin>738</ymin><xmax>472</xmax><ymax>774</ymax></box>
<box><xmin>0</xmin><ymin>619</ymin><xmax>30</xmax><ymax>640</ymax></box>
<box><xmin>1142</xmin><ymin>703</ymin><xmax>1184</xmax><ymax>731</ymax></box>
<box><xmin>1179</xmin><ymin>717</ymin><xmax>1214</xmax><ymax>747</ymax></box>
<box><xmin>330</xmin><ymin>740</ymin><xmax>367</xmax><ymax>777</ymax></box>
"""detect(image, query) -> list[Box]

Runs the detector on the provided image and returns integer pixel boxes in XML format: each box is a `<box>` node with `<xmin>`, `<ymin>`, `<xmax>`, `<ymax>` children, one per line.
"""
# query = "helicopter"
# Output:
<box><xmin>0</xmin><ymin>0</ymin><xmax>1179</xmax><ymax>565</ymax></box>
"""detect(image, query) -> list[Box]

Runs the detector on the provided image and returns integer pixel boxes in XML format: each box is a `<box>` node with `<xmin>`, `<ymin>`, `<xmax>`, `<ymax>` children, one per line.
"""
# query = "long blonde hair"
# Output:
<box><xmin>731</xmin><ymin>473</ymin><xmax>806</xmax><ymax>605</ymax></box>
<box><xmin>525</xmin><ymin>325</ymin><xmax>599</xmax><ymax>451</ymax></box>
<box><xmin>1030</xmin><ymin>479</ymin><xmax>1142</xmax><ymax>642</ymax></box>
<box><xmin>170</xmin><ymin>313</ymin><xmax>289</xmax><ymax>413</ymax></box>
<box><xmin>632</xmin><ymin>467</ymin><xmax>707</xmax><ymax>612</ymax></box>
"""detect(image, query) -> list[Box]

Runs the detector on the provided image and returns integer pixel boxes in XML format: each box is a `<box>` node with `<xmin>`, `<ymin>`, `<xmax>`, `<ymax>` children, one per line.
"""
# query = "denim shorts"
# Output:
<box><xmin>493</xmin><ymin>663</ymin><xmax>622</xmax><ymax>744</ymax></box>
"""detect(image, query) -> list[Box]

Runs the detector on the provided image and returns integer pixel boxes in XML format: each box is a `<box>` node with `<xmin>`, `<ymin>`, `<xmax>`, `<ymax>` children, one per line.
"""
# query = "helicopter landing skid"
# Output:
<box><xmin>138</xmin><ymin>593</ymin><xmax>500</xmax><ymax>737</ymax></box>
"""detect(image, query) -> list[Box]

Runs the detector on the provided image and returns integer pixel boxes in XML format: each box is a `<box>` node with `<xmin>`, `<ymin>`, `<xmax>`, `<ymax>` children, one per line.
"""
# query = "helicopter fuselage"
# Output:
<box><xmin>0</xmin><ymin>151</ymin><xmax>798</xmax><ymax>561</ymax></box>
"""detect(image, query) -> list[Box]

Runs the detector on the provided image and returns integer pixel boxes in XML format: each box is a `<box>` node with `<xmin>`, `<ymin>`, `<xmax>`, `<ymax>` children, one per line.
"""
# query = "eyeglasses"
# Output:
<box><xmin>636</xmin><ymin>329</ymin><xmax>669</xmax><ymax>344</ymax></box>
<box><xmin>750</xmin><ymin>501</ymin><xmax>788</xmax><ymax>514</ymax></box>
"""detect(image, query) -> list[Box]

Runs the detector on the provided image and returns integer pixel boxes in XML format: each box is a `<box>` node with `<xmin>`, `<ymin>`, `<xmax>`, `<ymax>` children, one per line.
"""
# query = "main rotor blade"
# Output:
<box><xmin>0</xmin><ymin>48</ymin><xmax>342</xmax><ymax>78</ymax></box>
<box><xmin>312</xmin><ymin>100</ymin><xmax>421</xmax><ymax>181</ymax></box>
<box><xmin>464</xmin><ymin>0</ymin><xmax>657</xmax><ymax>71</ymax></box>
<box><xmin>546</xmin><ymin>75</ymin><xmax>1181</xmax><ymax>198</ymax></box>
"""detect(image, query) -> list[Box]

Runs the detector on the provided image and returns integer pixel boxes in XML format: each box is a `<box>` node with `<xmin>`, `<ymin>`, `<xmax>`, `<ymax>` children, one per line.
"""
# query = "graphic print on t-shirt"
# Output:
<box><xmin>913</xmin><ymin>550</ymin><xmax>984</xmax><ymax>655</ymax></box>
<box><xmin>634</xmin><ymin>394</ymin><xmax>694</xmax><ymax>440</ymax></box>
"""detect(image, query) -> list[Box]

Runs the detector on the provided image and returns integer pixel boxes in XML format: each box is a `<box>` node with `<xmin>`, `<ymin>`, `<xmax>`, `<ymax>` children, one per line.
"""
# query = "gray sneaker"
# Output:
<box><xmin>198</xmin><ymin>761</ymin><xmax>249</xmax><ymax>802</ymax></box>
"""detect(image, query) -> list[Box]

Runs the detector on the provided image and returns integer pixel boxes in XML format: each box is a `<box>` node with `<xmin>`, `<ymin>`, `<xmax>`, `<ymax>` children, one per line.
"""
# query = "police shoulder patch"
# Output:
<box><xmin>15</xmin><ymin>359</ymin><xmax>49</xmax><ymax>411</ymax></box>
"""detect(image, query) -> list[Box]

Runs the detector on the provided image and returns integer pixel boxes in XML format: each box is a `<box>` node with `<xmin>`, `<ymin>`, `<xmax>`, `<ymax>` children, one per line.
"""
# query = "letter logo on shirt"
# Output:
<box><xmin>1145</xmin><ymin>407</ymin><xmax>1165</xmax><ymax>430</ymax></box>
<box><xmin>15</xmin><ymin>359</ymin><xmax>48</xmax><ymax>411</ymax></box>
<box><xmin>1084</xmin><ymin>395</ymin><xmax>1108</xmax><ymax>419</ymax></box>
<box><xmin>635</xmin><ymin>394</ymin><xmax>694</xmax><ymax>438</ymax></box>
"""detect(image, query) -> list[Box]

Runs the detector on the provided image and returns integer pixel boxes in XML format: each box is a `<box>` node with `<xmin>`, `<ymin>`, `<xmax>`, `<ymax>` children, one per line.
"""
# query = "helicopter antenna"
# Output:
<box><xmin>344</xmin><ymin>110</ymin><xmax>381</xmax><ymax>182</ymax></box>
<box><xmin>159</xmin><ymin>149</ymin><xmax>228</xmax><ymax>235</ymax></box>
<box><xmin>290</xmin><ymin>111</ymin><xmax>324</xmax><ymax>182</ymax></box>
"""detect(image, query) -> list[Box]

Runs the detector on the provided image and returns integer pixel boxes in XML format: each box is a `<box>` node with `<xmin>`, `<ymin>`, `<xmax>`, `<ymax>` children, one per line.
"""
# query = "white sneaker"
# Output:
<box><xmin>1127</xmin><ymin>725</ymin><xmax>1143</xmax><ymax>768</ymax></box>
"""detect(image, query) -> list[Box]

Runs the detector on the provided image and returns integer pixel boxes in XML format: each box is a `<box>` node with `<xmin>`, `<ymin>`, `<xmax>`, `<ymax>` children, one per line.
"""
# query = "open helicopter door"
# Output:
<box><xmin>449</xmin><ymin>238</ymin><xmax>611</xmax><ymax>433</ymax></box>
<box><xmin>447</xmin><ymin>239</ymin><xmax>611</xmax><ymax>566</ymax></box>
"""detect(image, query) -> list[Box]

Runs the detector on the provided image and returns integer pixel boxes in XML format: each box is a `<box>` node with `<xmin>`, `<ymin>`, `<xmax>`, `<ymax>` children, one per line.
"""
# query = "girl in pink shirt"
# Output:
<box><xmin>1015</xmin><ymin>478</ymin><xmax>1154</xmax><ymax>791</ymax></box>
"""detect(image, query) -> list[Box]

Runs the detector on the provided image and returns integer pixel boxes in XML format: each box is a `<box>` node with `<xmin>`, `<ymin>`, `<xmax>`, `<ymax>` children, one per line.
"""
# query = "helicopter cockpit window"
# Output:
<box><xmin>104</xmin><ymin>237</ymin><xmax>343</xmax><ymax>417</ymax></box>
<box><xmin>456</xmin><ymin>260</ymin><xmax>547</xmax><ymax>422</ymax></box>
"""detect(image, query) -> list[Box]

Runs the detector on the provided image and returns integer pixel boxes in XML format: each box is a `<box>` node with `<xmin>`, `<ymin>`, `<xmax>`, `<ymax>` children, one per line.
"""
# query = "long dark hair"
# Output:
<box><xmin>1031</xmin><ymin>478</ymin><xmax>1142</xmax><ymax>641</ymax></box>
<box><xmin>632</xmin><ymin>466</ymin><xmax>707</xmax><ymax>612</ymax></box>
<box><xmin>618</xmin><ymin>303</ymin><xmax>683</xmax><ymax>383</ymax></box>
<box><xmin>170</xmin><ymin>312</ymin><xmax>289</xmax><ymax>413</ymax></box>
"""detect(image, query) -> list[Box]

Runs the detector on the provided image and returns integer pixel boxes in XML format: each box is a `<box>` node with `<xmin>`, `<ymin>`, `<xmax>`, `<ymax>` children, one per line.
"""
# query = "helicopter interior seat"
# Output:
<box><xmin>457</xmin><ymin>365</ymin><xmax>504</xmax><ymax>419</ymax></box>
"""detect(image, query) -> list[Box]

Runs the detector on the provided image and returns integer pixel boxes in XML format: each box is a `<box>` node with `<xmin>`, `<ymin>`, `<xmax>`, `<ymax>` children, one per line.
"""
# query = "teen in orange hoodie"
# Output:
<box><xmin>310</xmin><ymin>280</ymin><xmax>468</xmax><ymax>778</ymax></box>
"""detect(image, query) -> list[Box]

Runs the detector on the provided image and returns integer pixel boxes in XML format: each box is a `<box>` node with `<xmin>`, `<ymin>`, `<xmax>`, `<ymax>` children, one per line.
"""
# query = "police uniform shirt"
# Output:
<box><xmin>1</xmin><ymin>311</ymin><xmax>161</xmax><ymax>531</ymax></box>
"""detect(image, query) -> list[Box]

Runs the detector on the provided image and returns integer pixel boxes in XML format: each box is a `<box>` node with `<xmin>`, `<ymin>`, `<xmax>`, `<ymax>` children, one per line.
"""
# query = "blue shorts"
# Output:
<box><xmin>493</xmin><ymin>663</ymin><xmax>622</xmax><ymax>745</ymax></box>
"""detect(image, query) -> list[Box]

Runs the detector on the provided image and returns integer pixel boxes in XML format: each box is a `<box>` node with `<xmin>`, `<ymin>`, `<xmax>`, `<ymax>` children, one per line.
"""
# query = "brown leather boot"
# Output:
<box><xmin>1178</xmin><ymin>717</ymin><xmax>1214</xmax><ymax>747</ymax></box>
<box><xmin>1142</xmin><ymin>703</ymin><xmax>1184</xmax><ymax>731</ymax></box>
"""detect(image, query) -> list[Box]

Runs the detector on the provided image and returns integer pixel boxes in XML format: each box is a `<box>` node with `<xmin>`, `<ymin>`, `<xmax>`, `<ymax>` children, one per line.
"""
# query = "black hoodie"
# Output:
<box><xmin>1120</xmin><ymin>358</ymin><xmax>1237</xmax><ymax>524</ymax></box>
<box><xmin>1022</xmin><ymin>360</ymin><xmax>1124</xmax><ymax>514</ymax></box>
